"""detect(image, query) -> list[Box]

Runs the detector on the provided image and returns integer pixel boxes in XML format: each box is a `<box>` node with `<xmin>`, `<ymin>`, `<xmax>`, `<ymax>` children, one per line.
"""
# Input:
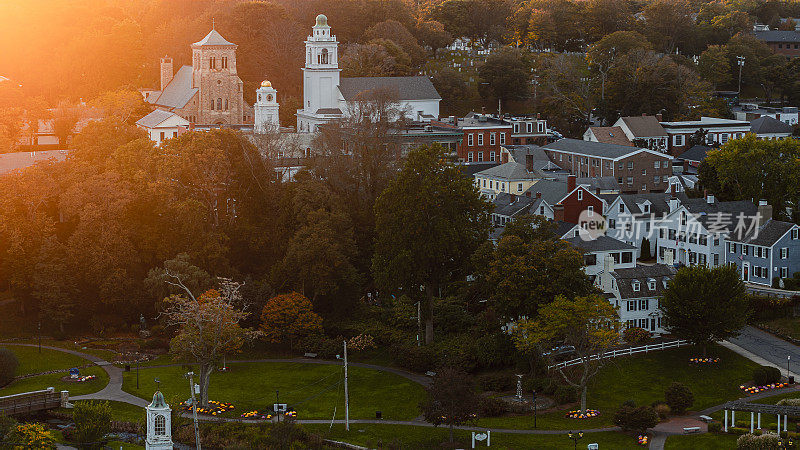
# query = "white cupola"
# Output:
<box><xmin>255</xmin><ymin>80</ymin><xmax>280</xmax><ymax>133</ymax></box>
<box><xmin>145</xmin><ymin>391</ymin><xmax>173</xmax><ymax>450</ymax></box>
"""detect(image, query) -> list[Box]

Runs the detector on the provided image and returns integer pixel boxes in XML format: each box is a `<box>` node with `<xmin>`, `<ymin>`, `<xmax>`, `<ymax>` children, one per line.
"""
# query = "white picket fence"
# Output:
<box><xmin>548</xmin><ymin>339</ymin><xmax>690</xmax><ymax>370</ymax></box>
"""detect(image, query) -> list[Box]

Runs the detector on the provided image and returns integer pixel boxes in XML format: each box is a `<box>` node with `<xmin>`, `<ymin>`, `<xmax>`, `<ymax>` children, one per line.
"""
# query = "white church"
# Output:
<box><xmin>291</xmin><ymin>14</ymin><xmax>441</xmax><ymax>133</ymax></box>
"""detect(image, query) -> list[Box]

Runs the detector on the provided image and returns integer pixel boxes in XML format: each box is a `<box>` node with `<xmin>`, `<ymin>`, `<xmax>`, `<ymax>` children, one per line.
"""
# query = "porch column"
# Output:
<box><xmin>778</xmin><ymin>414</ymin><xmax>782</xmax><ymax>433</ymax></box>
<box><xmin>751</xmin><ymin>412</ymin><xmax>754</xmax><ymax>433</ymax></box>
<box><xmin>758</xmin><ymin>412</ymin><xmax>761</xmax><ymax>429</ymax></box>
<box><xmin>724</xmin><ymin>410</ymin><xmax>728</xmax><ymax>432</ymax></box>
<box><xmin>732</xmin><ymin>411</ymin><xmax>735</xmax><ymax>425</ymax></box>
<box><xmin>785</xmin><ymin>415</ymin><xmax>788</xmax><ymax>432</ymax></box>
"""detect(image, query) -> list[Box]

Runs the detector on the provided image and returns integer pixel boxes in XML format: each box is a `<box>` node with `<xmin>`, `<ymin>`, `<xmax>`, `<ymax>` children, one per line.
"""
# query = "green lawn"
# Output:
<box><xmin>0</xmin><ymin>366</ymin><xmax>108</xmax><ymax>396</ymax></box>
<box><xmin>122</xmin><ymin>362</ymin><xmax>425</xmax><ymax>420</ymax></box>
<box><xmin>664</xmin><ymin>432</ymin><xmax>739</xmax><ymax>449</ymax></box>
<box><xmin>478</xmin><ymin>345</ymin><xmax>759</xmax><ymax>430</ymax></box>
<box><xmin>306</xmin><ymin>424</ymin><xmax>643</xmax><ymax>449</ymax></box>
<box><xmin>761</xmin><ymin>318</ymin><xmax>800</xmax><ymax>340</ymax></box>
<box><xmin>68</xmin><ymin>400</ymin><xmax>147</xmax><ymax>424</ymax></box>
<box><xmin>2</xmin><ymin>345</ymin><xmax>91</xmax><ymax>376</ymax></box>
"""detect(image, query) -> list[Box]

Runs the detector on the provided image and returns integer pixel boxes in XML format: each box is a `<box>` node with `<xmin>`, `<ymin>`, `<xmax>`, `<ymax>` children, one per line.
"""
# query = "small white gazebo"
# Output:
<box><xmin>145</xmin><ymin>390</ymin><xmax>173</xmax><ymax>450</ymax></box>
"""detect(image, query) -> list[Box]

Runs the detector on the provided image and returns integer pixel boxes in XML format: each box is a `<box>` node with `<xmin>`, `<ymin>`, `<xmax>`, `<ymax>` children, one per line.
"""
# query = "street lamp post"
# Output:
<box><xmin>736</xmin><ymin>56</ymin><xmax>745</xmax><ymax>95</ymax></box>
<box><xmin>788</xmin><ymin>355</ymin><xmax>791</xmax><ymax>380</ymax></box>
<box><xmin>568</xmin><ymin>431</ymin><xmax>584</xmax><ymax>450</ymax></box>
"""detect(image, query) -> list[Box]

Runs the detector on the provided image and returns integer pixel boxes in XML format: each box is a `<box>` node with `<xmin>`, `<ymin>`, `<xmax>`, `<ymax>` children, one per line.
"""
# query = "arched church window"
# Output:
<box><xmin>210</xmin><ymin>57</ymin><xmax>215</xmax><ymax>69</ymax></box>
<box><xmin>217</xmin><ymin>98</ymin><xmax>222</xmax><ymax>110</ymax></box>
<box><xmin>154</xmin><ymin>414</ymin><xmax>166</xmax><ymax>435</ymax></box>
<box><xmin>224</xmin><ymin>99</ymin><xmax>229</xmax><ymax>110</ymax></box>
<box><xmin>258</xmin><ymin>94</ymin><xmax>261</xmax><ymax>102</ymax></box>
<box><xmin>210</xmin><ymin>99</ymin><xmax>215</xmax><ymax>110</ymax></box>
<box><xmin>267</xmin><ymin>94</ymin><xmax>273</xmax><ymax>102</ymax></box>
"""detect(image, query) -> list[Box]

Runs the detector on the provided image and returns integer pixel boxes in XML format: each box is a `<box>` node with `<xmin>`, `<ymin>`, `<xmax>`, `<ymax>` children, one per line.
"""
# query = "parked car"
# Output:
<box><xmin>542</xmin><ymin>345</ymin><xmax>576</xmax><ymax>360</ymax></box>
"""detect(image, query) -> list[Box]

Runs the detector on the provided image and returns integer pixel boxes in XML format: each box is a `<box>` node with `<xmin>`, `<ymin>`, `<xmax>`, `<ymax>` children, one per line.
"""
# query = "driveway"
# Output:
<box><xmin>729</xmin><ymin>326</ymin><xmax>800</xmax><ymax>375</ymax></box>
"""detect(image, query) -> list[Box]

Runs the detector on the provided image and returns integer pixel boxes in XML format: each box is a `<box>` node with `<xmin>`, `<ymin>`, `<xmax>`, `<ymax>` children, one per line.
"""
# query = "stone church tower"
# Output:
<box><xmin>191</xmin><ymin>28</ymin><xmax>247</xmax><ymax>125</ymax></box>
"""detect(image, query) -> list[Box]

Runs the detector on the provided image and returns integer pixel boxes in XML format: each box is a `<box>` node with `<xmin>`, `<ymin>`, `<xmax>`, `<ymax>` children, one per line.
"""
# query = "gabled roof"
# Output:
<box><xmin>565</xmin><ymin>235</ymin><xmax>637</xmax><ymax>253</ymax></box>
<box><xmin>754</xmin><ymin>30</ymin><xmax>800</xmax><ymax>43</ymax></box>
<box><xmin>316</xmin><ymin>108</ymin><xmax>343</xmax><ymax>115</ymax></box>
<box><xmin>476</xmin><ymin>161</ymin><xmax>540</xmax><ymax>180</ymax></box>
<box><xmin>751</xmin><ymin>116</ymin><xmax>793</xmax><ymax>134</ymax></box>
<box><xmin>136</xmin><ymin>109</ymin><xmax>189</xmax><ymax>129</ymax></box>
<box><xmin>338</xmin><ymin>76</ymin><xmax>441</xmax><ymax>101</ymax></box>
<box><xmin>523</xmin><ymin>179</ymin><xmax>568</xmax><ymax>205</ymax></box>
<box><xmin>611</xmin><ymin>264</ymin><xmax>676</xmax><ymax>299</ymax></box>
<box><xmin>587</xmin><ymin>127</ymin><xmax>633</xmax><ymax>146</ymax></box>
<box><xmin>492</xmin><ymin>193</ymin><xmax>538</xmax><ymax>217</ymax></box>
<box><xmin>193</xmin><ymin>29</ymin><xmax>235</xmax><ymax>47</ymax></box>
<box><xmin>544</xmin><ymin>138</ymin><xmax>658</xmax><ymax>159</ymax></box>
<box><xmin>619</xmin><ymin>116</ymin><xmax>668</xmax><ymax>137</ymax></box>
<box><xmin>616</xmin><ymin>193</ymin><xmax>674</xmax><ymax>217</ymax></box>
<box><xmin>678</xmin><ymin>198</ymin><xmax>758</xmax><ymax>233</ymax></box>
<box><xmin>555</xmin><ymin>220</ymin><xmax>578</xmax><ymax>238</ymax></box>
<box><xmin>503</xmin><ymin>144</ymin><xmax>548</xmax><ymax>165</ymax></box>
<box><xmin>676</xmin><ymin>145</ymin><xmax>711</xmax><ymax>163</ymax></box>
<box><xmin>152</xmin><ymin>66</ymin><xmax>198</xmax><ymax>110</ymax></box>
<box><xmin>576</xmin><ymin>176</ymin><xmax>621</xmax><ymax>192</ymax></box>
<box><xmin>727</xmin><ymin>219</ymin><xmax>797</xmax><ymax>247</ymax></box>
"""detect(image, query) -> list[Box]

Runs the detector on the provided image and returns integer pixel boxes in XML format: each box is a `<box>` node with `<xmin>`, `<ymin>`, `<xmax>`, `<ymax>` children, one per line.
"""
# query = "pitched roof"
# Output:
<box><xmin>544</xmin><ymin>138</ymin><xmax>647</xmax><ymax>159</ymax></box>
<box><xmin>577</xmin><ymin>176</ymin><xmax>621</xmax><ymax>192</ymax></box>
<box><xmin>476</xmin><ymin>161</ymin><xmax>540</xmax><ymax>180</ymax></box>
<box><xmin>588</xmin><ymin>127</ymin><xmax>633</xmax><ymax>146</ymax></box>
<box><xmin>751</xmin><ymin>116</ymin><xmax>793</xmax><ymax>134</ymax></box>
<box><xmin>523</xmin><ymin>179</ymin><xmax>569</xmax><ymax>205</ymax></box>
<box><xmin>619</xmin><ymin>116</ymin><xmax>667</xmax><ymax>137</ymax></box>
<box><xmin>680</xmin><ymin>198</ymin><xmax>758</xmax><ymax>233</ymax></box>
<box><xmin>152</xmin><ymin>66</ymin><xmax>198</xmax><ymax>110</ymax></box>
<box><xmin>565</xmin><ymin>235</ymin><xmax>637</xmax><ymax>252</ymax></box>
<box><xmin>316</xmin><ymin>108</ymin><xmax>343</xmax><ymax>115</ymax></box>
<box><xmin>754</xmin><ymin>30</ymin><xmax>800</xmax><ymax>43</ymax></box>
<box><xmin>555</xmin><ymin>220</ymin><xmax>578</xmax><ymax>238</ymax></box>
<box><xmin>136</xmin><ymin>109</ymin><xmax>188</xmax><ymax>128</ymax></box>
<box><xmin>503</xmin><ymin>144</ymin><xmax>549</xmax><ymax>164</ymax></box>
<box><xmin>193</xmin><ymin>29</ymin><xmax>235</xmax><ymax>47</ymax></box>
<box><xmin>338</xmin><ymin>76</ymin><xmax>441</xmax><ymax>101</ymax></box>
<box><xmin>492</xmin><ymin>193</ymin><xmax>538</xmax><ymax>217</ymax></box>
<box><xmin>611</xmin><ymin>264</ymin><xmax>676</xmax><ymax>299</ymax></box>
<box><xmin>617</xmin><ymin>193</ymin><xmax>674</xmax><ymax>217</ymax></box>
<box><xmin>727</xmin><ymin>219</ymin><xmax>797</xmax><ymax>247</ymax></box>
<box><xmin>676</xmin><ymin>145</ymin><xmax>711</xmax><ymax>163</ymax></box>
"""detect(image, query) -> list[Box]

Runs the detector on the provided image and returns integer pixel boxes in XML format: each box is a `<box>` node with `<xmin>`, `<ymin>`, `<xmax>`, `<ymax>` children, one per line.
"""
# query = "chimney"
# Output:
<box><xmin>758</xmin><ymin>200</ymin><xmax>773</xmax><ymax>227</ymax></box>
<box><xmin>160</xmin><ymin>56</ymin><xmax>174</xmax><ymax>91</ymax></box>
<box><xmin>567</xmin><ymin>174</ymin><xmax>576</xmax><ymax>192</ymax></box>
<box><xmin>656</xmin><ymin>113</ymin><xmax>663</xmax><ymax>121</ymax></box>
<box><xmin>554</xmin><ymin>204</ymin><xmax>565</xmax><ymax>223</ymax></box>
<box><xmin>669</xmin><ymin>196</ymin><xmax>679</xmax><ymax>213</ymax></box>
<box><xmin>526</xmin><ymin>154</ymin><xmax>533</xmax><ymax>172</ymax></box>
<box><xmin>604</xmin><ymin>254</ymin><xmax>615</xmax><ymax>274</ymax></box>
<box><xmin>706</xmin><ymin>193</ymin><xmax>715</xmax><ymax>205</ymax></box>
<box><xmin>525</xmin><ymin>191</ymin><xmax>531</xmax><ymax>197</ymax></box>
<box><xmin>536</xmin><ymin>192</ymin><xmax>542</xmax><ymax>199</ymax></box>
<box><xmin>665</xmin><ymin>249</ymin><xmax>674</xmax><ymax>267</ymax></box>
<box><xmin>642</xmin><ymin>113</ymin><xmax>647</xmax><ymax>116</ymax></box>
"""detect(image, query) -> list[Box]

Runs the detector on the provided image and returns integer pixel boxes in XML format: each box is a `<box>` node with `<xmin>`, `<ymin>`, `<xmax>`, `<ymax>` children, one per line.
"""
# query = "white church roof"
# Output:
<box><xmin>193</xmin><ymin>29</ymin><xmax>235</xmax><ymax>47</ymax></box>
<box><xmin>136</xmin><ymin>109</ymin><xmax>189</xmax><ymax>129</ymax></box>
<box><xmin>338</xmin><ymin>76</ymin><xmax>441</xmax><ymax>101</ymax></box>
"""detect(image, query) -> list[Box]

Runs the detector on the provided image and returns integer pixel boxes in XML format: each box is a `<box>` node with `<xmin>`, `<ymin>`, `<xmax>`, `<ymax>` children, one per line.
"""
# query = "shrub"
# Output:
<box><xmin>6</xmin><ymin>423</ymin><xmax>56</xmax><ymax>448</ymax></box>
<box><xmin>753</xmin><ymin>365</ymin><xmax>782</xmax><ymax>386</ymax></box>
<box><xmin>778</xmin><ymin>398</ymin><xmax>800</xmax><ymax>407</ymax></box>
<box><xmin>654</xmin><ymin>403</ymin><xmax>671</xmax><ymax>420</ymax></box>
<box><xmin>524</xmin><ymin>377</ymin><xmax>556</xmax><ymax>395</ymax></box>
<box><xmin>73</xmin><ymin>401</ymin><xmax>112</xmax><ymax>448</ymax></box>
<box><xmin>665</xmin><ymin>382</ymin><xmax>694</xmax><ymax>414</ymax></box>
<box><xmin>0</xmin><ymin>412</ymin><xmax>16</xmax><ymax>439</ymax></box>
<box><xmin>708</xmin><ymin>421</ymin><xmax>722</xmax><ymax>433</ymax></box>
<box><xmin>0</xmin><ymin>348</ymin><xmax>18</xmax><ymax>387</ymax></box>
<box><xmin>478</xmin><ymin>373</ymin><xmax>517</xmax><ymax>392</ymax></box>
<box><xmin>392</xmin><ymin>344</ymin><xmax>436</xmax><ymax>373</ymax></box>
<box><xmin>729</xmin><ymin>427</ymin><xmax>749</xmax><ymax>435</ymax></box>
<box><xmin>554</xmin><ymin>385</ymin><xmax>578</xmax><ymax>404</ymax></box>
<box><xmin>623</xmin><ymin>327</ymin><xmax>650</xmax><ymax>345</ymax></box>
<box><xmin>478</xmin><ymin>396</ymin><xmax>508</xmax><ymax>417</ymax></box>
<box><xmin>737</xmin><ymin>433</ymin><xmax>780</xmax><ymax>448</ymax></box>
<box><xmin>613</xmin><ymin>405</ymin><xmax>659</xmax><ymax>433</ymax></box>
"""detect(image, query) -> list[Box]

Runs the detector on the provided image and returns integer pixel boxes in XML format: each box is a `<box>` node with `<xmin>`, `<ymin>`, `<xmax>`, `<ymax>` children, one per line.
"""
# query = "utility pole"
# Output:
<box><xmin>186</xmin><ymin>372</ymin><xmax>201</xmax><ymax>450</ymax></box>
<box><xmin>343</xmin><ymin>340</ymin><xmax>350</xmax><ymax>431</ymax></box>
<box><xmin>416</xmin><ymin>301</ymin><xmax>422</xmax><ymax>347</ymax></box>
<box><xmin>37</xmin><ymin>322</ymin><xmax>41</xmax><ymax>354</ymax></box>
<box><xmin>737</xmin><ymin>56</ymin><xmax>745</xmax><ymax>95</ymax></box>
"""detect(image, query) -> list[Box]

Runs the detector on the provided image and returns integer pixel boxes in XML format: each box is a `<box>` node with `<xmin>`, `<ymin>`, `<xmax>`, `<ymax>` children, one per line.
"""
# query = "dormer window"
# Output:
<box><xmin>632</xmin><ymin>281</ymin><xmax>640</xmax><ymax>292</ymax></box>
<box><xmin>663</xmin><ymin>279</ymin><xmax>668</xmax><ymax>288</ymax></box>
<box><xmin>648</xmin><ymin>279</ymin><xmax>656</xmax><ymax>290</ymax></box>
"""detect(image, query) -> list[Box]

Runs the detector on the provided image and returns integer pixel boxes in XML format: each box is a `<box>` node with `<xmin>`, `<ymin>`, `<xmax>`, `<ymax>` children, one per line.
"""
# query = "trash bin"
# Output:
<box><xmin>124</xmin><ymin>365</ymin><xmax>131</xmax><ymax>372</ymax></box>
<box><xmin>376</xmin><ymin>411</ymin><xmax>382</xmax><ymax>420</ymax></box>
<box><xmin>790</xmin><ymin>376</ymin><xmax>795</xmax><ymax>384</ymax></box>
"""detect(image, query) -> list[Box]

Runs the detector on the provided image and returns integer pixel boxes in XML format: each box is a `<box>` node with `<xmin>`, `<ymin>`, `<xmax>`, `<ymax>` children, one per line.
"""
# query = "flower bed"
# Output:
<box><xmin>76</xmin><ymin>375</ymin><xmax>96</xmax><ymax>382</ymax></box>
<box><xmin>241</xmin><ymin>410</ymin><xmax>273</xmax><ymax>420</ymax></box>
<box><xmin>182</xmin><ymin>400</ymin><xmax>234</xmax><ymax>416</ymax></box>
<box><xmin>565</xmin><ymin>409</ymin><xmax>599</xmax><ymax>419</ymax></box>
<box><xmin>689</xmin><ymin>357</ymin><xmax>720</xmax><ymax>364</ymax></box>
<box><xmin>740</xmin><ymin>382</ymin><xmax>789</xmax><ymax>394</ymax></box>
<box><xmin>638</xmin><ymin>435</ymin><xmax>648</xmax><ymax>446</ymax></box>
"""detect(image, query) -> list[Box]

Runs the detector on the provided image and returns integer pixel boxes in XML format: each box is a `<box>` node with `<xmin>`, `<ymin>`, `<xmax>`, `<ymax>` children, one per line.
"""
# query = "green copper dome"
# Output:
<box><xmin>315</xmin><ymin>14</ymin><xmax>328</xmax><ymax>27</ymax></box>
<box><xmin>150</xmin><ymin>390</ymin><xmax>167</xmax><ymax>408</ymax></box>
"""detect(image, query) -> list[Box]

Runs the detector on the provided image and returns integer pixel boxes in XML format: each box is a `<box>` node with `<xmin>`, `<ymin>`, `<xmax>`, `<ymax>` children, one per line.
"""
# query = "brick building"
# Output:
<box><xmin>754</xmin><ymin>30</ymin><xmax>800</xmax><ymax>57</ymax></box>
<box><xmin>659</xmin><ymin>117</ymin><xmax>750</xmax><ymax>155</ymax></box>
<box><xmin>543</xmin><ymin>139</ymin><xmax>672</xmax><ymax>194</ymax></box>
<box><xmin>554</xmin><ymin>175</ymin><xmax>605</xmax><ymax>225</ymax></box>
<box><xmin>430</xmin><ymin>113</ymin><xmax>511</xmax><ymax>164</ymax></box>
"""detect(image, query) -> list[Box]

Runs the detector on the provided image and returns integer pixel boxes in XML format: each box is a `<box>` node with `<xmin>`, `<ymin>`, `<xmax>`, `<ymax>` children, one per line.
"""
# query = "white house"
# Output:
<box><xmin>565</xmin><ymin>235</ymin><xmax>638</xmax><ymax>276</ymax></box>
<box><xmin>136</xmin><ymin>110</ymin><xmax>189</xmax><ymax>145</ymax></box>
<box><xmin>603</xmin><ymin>193</ymin><xmax>672</xmax><ymax>258</ymax></box>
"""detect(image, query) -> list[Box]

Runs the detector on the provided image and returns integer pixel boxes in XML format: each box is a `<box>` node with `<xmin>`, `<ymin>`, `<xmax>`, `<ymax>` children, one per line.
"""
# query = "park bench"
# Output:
<box><xmin>683</xmin><ymin>426</ymin><xmax>701</xmax><ymax>434</ymax></box>
<box><xmin>303</xmin><ymin>353</ymin><xmax>317</xmax><ymax>358</ymax></box>
<box><xmin>698</xmin><ymin>415</ymin><xmax>713</xmax><ymax>423</ymax></box>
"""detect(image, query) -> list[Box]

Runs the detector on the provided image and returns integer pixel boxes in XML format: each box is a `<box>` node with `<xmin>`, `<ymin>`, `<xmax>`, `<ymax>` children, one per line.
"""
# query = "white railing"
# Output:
<box><xmin>548</xmin><ymin>339</ymin><xmax>690</xmax><ymax>370</ymax></box>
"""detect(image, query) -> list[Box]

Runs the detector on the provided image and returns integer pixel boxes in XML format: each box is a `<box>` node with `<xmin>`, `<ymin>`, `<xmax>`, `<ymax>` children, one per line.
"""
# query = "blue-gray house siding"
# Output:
<box><xmin>725</xmin><ymin>223</ymin><xmax>800</xmax><ymax>286</ymax></box>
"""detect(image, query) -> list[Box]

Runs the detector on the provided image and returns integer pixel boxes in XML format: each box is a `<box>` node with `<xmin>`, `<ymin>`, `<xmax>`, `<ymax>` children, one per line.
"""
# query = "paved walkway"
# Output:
<box><xmin>728</xmin><ymin>326</ymin><xmax>800</xmax><ymax>378</ymax></box>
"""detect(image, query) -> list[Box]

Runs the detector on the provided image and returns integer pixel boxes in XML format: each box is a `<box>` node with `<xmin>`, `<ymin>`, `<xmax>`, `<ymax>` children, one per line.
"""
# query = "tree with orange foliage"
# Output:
<box><xmin>163</xmin><ymin>282</ymin><xmax>257</xmax><ymax>407</ymax></box>
<box><xmin>260</xmin><ymin>292</ymin><xmax>323</xmax><ymax>350</ymax></box>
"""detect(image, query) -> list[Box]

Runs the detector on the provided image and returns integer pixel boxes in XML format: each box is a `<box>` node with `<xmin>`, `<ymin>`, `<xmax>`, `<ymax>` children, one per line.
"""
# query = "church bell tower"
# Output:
<box><xmin>297</xmin><ymin>14</ymin><xmax>341</xmax><ymax>132</ymax></box>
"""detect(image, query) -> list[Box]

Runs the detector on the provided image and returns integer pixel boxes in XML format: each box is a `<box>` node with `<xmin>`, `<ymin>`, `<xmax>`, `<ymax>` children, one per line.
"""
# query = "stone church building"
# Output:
<box><xmin>145</xmin><ymin>28</ymin><xmax>253</xmax><ymax>126</ymax></box>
